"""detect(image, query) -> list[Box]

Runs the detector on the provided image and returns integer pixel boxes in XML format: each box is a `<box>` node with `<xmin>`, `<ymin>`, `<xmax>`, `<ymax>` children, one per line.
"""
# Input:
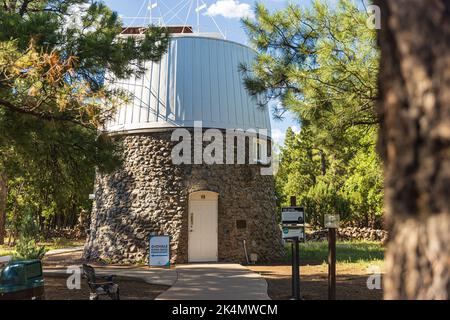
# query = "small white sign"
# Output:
<box><xmin>324</xmin><ymin>214</ymin><xmax>340</xmax><ymax>229</ymax></box>
<box><xmin>282</xmin><ymin>227</ymin><xmax>305</xmax><ymax>241</ymax></box>
<box><xmin>281</xmin><ymin>207</ymin><xmax>305</xmax><ymax>224</ymax></box>
<box><xmin>149</xmin><ymin>235</ymin><xmax>170</xmax><ymax>267</ymax></box>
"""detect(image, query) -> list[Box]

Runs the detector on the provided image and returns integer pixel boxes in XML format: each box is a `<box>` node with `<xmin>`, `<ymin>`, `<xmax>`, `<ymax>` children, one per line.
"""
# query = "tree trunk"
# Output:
<box><xmin>0</xmin><ymin>170</ymin><xmax>7</xmax><ymax>245</ymax></box>
<box><xmin>364</xmin><ymin>211</ymin><xmax>369</xmax><ymax>228</ymax></box>
<box><xmin>319</xmin><ymin>150</ymin><xmax>326</xmax><ymax>176</ymax></box>
<box><xmin>375</xmin><ymin>0</ymin><xmax>450</xmax><ymax>299</ymax></box>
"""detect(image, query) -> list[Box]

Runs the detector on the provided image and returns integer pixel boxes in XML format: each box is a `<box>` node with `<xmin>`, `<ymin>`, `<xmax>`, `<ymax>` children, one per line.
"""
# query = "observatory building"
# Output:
<box><xmin>83</xmin><ymin>27</ymin><xmax>284</xmax><ymax>264</ymax></box>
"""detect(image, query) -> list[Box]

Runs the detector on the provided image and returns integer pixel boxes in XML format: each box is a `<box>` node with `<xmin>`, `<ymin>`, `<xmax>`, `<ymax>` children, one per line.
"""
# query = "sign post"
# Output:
<box><xmin>281</xmin><ymin>196</ymin><xmax>305</xmax><ymax>300</ymax></box>
<box><xmin>149</xmin><ymin>235</ymin><xmax>170</xmax><ymax>267</ymax></box>
<box><xmin>292</xmin><ymin>233</ymin><xmax>300</xmax><ymax>300</ymax></box>
<box><xmin>324</xmin><ymin>214</ymin><xmax>340</xmax><ymax>300</ymax></box>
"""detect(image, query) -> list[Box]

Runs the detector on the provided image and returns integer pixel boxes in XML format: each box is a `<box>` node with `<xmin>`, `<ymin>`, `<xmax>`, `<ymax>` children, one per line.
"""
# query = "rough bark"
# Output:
<box><xmin>0</xmin><ymin>170</ymin><xmax>7</xmax><ymax>245</ymax></box>
<box><xmin>375</xmin><ymin>0</ymin><xmax>450</xmax><ymax>299</ymax></box>
<box><xmin>319</xmin><ymin>150</ymin><xmax>326</xmax><ymax>176</ymax></box>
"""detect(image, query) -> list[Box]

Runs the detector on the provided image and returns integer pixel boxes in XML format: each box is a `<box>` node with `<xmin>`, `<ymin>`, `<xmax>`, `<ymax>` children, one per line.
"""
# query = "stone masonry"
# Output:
<box><xmin>83</xmin><ymin>130</ymin><xmax>284</xmax><ymax>264</ymax></box>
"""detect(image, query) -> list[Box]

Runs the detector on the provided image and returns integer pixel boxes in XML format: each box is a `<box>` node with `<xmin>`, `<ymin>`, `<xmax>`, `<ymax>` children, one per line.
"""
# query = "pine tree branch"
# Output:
<box><xmin>18</xmin><ymin>0</ymin><xmax>32</xmax><ymax>16</ymax></box>
<box><xmin>0</xmin><ymin>98</ymin><xmax>94</xmax><ymax>129</ymax></box>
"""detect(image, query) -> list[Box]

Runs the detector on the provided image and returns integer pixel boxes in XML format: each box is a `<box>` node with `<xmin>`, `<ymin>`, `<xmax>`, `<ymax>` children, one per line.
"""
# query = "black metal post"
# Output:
<box><xmin>293</xmin><ymin>238</ymin><xmax>300</xmax><ymax>300</ymax></box>
<box><xmin>328</xmin><ymin>227</ymin><xmax>336</xmax><ymax>300</ymax></box>
<box><xmin>290</xmin><ymin>196</ymin><xmax>300</xmax><ymax>300</ymax></box>
<box><xmin>290</xmin><ymin>196</ymin><xmax>296</xmax><ymax>207</ymax></box>
<box><xmin>291</xmin><ymin>241</ymin><xmax>295</xmax><ymax>298</ymax></box>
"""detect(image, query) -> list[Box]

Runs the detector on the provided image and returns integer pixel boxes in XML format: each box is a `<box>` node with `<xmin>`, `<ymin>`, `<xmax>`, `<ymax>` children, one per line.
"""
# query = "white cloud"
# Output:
<box><xmin>271</xmin><ymin>125</ymin><xmax>301</xmax><ymax>148</ymax></box>
<box><xmin>291</xmin><ymin>125</ymin><xmax>301</xmax><ymax>134</ymax></box>
<box><xmin>205</xmin><ymin>0</ymin><xmax>254</xmax><ymax>20</ymax></box>
<box><xmin>271</xmin><ymin>129</ymin><xmax>285</xmax><ymax>146</ymax></box>
<box><xmin>64</xmin><ymin>3</ymin><xmax>90</xmax><ymax>29</ymax></box>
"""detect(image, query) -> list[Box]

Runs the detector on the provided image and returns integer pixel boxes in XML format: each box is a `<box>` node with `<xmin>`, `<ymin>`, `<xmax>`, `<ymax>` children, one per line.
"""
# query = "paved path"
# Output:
<box><xmin>44</xmin><ymin>266</ymin><xmax>177</xmax><ymax>286</ymax></box>
<box><xmin>45</xmin><ymin>246</ymin><xmax>84</xmax><ymax>256</ymax></box>
<box><xmin>41</xmin><ymin>249</ymin><xmax>270</xmax><ymax>299</ymax></box>
<box><xmin>157</xmin><ymin>263</ymin><xmax>270</xmax><ymax>300</ymax></box>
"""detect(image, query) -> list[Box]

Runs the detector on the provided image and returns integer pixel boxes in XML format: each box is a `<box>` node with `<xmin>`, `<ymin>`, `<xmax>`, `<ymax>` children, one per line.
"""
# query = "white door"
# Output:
<box><xmin>188</xmin><ymin>192</ymin><xmax>218</xmax><ymax>262</ymax></box>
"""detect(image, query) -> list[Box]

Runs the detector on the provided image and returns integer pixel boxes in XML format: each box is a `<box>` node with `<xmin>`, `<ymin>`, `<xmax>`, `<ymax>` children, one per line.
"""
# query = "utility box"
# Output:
<box><xmin>0</xmin><ymin>260</ymin><xmax>45</xmax><ymax>300</ymax></box>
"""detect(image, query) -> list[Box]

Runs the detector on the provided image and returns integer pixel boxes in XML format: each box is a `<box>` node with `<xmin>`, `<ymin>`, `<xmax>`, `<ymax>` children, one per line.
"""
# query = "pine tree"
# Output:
<box><xmin>0</xmin><ymin>1</ymin><xmax>169</xmax><ymax>242</ymax></box>
<box><xmin>244</xmin><ymin>0</ymin><xmax>383</xmax><ymax>228</ymax></box>
<box><xmin>241</xmin><ymin>0</ymin><xmax>379</xmax><ymax>136</ymax></box>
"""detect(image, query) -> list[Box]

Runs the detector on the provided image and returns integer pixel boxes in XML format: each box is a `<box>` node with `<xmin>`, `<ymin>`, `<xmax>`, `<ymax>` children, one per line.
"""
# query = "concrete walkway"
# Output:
<box><xmin>45</xmin><ymin>246</ymin><xmax>84</xmax><ymax>256</ymax></box>
<box><xmin>157</xmin><ymin>263</ymin><xmax>270</xmax><ymax>300</ymax></box>
<box><xmin>44</xmin><ymin>266</ymin><xmax>177</xmax><ymax>286</ymax></box>
<box><xmin>42</xmin><ymin>250</ymin><xmax>270</xmax><ymax>299</ymax></box>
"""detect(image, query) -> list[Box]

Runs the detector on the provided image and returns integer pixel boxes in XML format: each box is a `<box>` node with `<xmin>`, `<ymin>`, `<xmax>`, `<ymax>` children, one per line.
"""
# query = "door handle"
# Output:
<box><xmin>190</xmin><ymin>212</ymin><xmax>194</xmax><ymax>232</ymax></box>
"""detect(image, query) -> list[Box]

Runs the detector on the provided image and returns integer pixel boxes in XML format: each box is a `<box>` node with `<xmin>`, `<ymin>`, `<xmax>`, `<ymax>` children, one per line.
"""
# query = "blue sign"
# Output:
<box><xmin>149</xmin><ymin>235</ymin><xmax>170</xmax><ymax>267</ymax></box>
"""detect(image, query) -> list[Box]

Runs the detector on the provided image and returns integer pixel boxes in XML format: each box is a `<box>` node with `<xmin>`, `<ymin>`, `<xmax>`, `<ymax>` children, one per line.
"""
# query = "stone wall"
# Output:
<box><xmin>83</xmin><ymin>130</ymin><xmax>284</xmax><ymax>264</ymax></box>
<box><xmin>306</xmin><ymin>227</ymin><xmax>388</xmax><ymax>243</ymax></box>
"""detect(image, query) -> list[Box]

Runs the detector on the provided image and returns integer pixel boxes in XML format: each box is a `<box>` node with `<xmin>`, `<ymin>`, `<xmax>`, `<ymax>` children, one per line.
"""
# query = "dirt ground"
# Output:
<box><xmin>42</xmin><ymin>248</ymin><xmax>382</xmax><ymax>300</ymax></box>
<box><xmin>43</xmin><ymin>251</ymin><xmax>170</xmax><ymax>300</ymax></box>
<box><xmin>43</xmin><ymin>251</ymin><xmax>86</xmax><ymax>268</ymax></box>
<box><xmin>43</xmin><ymin>250</ymin><xmax>156</xmax><ymax>270</ymax></box>
<box><xmin>44</xmin><ymin>276</ymin><xmax>169</xmax><ymax>300</ymax></box>
<box><xmin>247</xmin><ymin>263</ymin><xmax>383</xmax><ymax>300</ymax></box>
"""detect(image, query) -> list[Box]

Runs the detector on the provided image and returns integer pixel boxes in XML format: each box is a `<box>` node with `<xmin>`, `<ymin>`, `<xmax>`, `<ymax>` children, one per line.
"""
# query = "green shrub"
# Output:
<box><xmin>13</xmin><ymin>237</ymin><xmax>46</xmax><ymax>260</ymax></box>
<box><xmin>19</xmin><ymin>207</ymin><xmax>39</xmax><ymax>239</ymax></box>
<box><xmin>301</xmin><ymin>179</ymin><xmax>350</xmax><ymax>228</ymax></box>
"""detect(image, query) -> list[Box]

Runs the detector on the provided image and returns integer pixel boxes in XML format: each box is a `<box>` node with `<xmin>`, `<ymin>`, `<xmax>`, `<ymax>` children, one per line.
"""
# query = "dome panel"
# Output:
<box><xmin>106</xmin><ymin>35</ymin><xmax>271</xmax><ymax>137</ymax></box>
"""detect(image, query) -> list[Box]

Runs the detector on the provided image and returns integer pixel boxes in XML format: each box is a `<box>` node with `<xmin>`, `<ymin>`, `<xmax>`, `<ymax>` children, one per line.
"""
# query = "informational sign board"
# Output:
<box><xmin>281</xmin><ymin>207</ymin><xmax>305</xmax><ymax>224</ymax></box>
<box><xmin>149</xmin><ymin>235</ymin><xmax>170</xmax><ymax>267</ymax></box>
<box><xmin>282</xmin><ymin>226</ymin><xmax>305</xmax><ymax>241</ymax></box>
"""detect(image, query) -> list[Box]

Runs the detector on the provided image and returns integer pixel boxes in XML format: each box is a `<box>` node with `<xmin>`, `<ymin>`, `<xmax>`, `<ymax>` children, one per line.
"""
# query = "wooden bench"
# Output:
<box><xmin>82</xmin><ymin>264</ymin><xmax>120</xmax><ymax>300</ymax></box>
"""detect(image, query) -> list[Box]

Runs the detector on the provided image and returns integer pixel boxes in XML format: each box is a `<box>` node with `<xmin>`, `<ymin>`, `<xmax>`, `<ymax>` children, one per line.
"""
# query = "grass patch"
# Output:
<box><xmin>285</xmin><ymin>240</ymin><xmax>384</xmax><ymax>267</ymax></box>
<box><xmin>0</xmin><ymin>246</ymin><xmax>15</xmax><ymax>257</ymax></box>
<box><xmin>1</xmin><ymin>237</ymin><xmax>83</xmax><ymax>257</ymax></box>
<box><xmin>39</xmin><ymin>238</ymin><xmax>84</xmax><ymax>251</ymax></box>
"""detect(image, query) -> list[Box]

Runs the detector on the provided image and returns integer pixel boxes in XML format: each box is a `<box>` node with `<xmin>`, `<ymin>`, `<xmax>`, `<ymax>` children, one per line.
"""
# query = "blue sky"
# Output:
<box><xmin>103</xmin><ymin>0</ymin><xmax>310</xmax><ymax>145</ymax></box>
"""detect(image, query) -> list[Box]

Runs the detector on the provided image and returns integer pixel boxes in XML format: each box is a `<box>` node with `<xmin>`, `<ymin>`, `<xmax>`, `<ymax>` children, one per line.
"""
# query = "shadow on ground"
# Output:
<box><xmin>44</xmin><ymin>275</ymin><xmax>169</xmax><ymax>300</ymax></box>
<box><xmin>263</xmin><ymin>272</ymin><xmax>381</xmax><ymax>300</ymax></box>
<box><xmin>157</xmin><ymin>264</ymin><xmax>269</xmax><ymax>300</ymax></box>
<box><xmin>248</xmin><ymin>264</ymin><xmax>382</xmax><ymax>300</ymax></box>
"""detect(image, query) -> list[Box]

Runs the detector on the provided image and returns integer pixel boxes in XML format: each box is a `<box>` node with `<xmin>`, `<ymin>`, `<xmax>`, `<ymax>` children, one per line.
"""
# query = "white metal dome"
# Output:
<box><xmin>106</xmin><ymin>34</ymin><xmax>271</xmax><ymax>137</ymax></box>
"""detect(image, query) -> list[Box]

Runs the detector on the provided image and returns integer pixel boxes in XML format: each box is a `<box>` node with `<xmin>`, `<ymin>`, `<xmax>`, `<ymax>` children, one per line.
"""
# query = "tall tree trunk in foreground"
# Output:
<box><xmin>0</xmin><ymin>170</ymin><xmax>7</xmax><ymax>245</ymax></box>
<box><xmin>375</xmin><ymin>0</ymin><xmax>450</xmax><ymax>299</ymax></box>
